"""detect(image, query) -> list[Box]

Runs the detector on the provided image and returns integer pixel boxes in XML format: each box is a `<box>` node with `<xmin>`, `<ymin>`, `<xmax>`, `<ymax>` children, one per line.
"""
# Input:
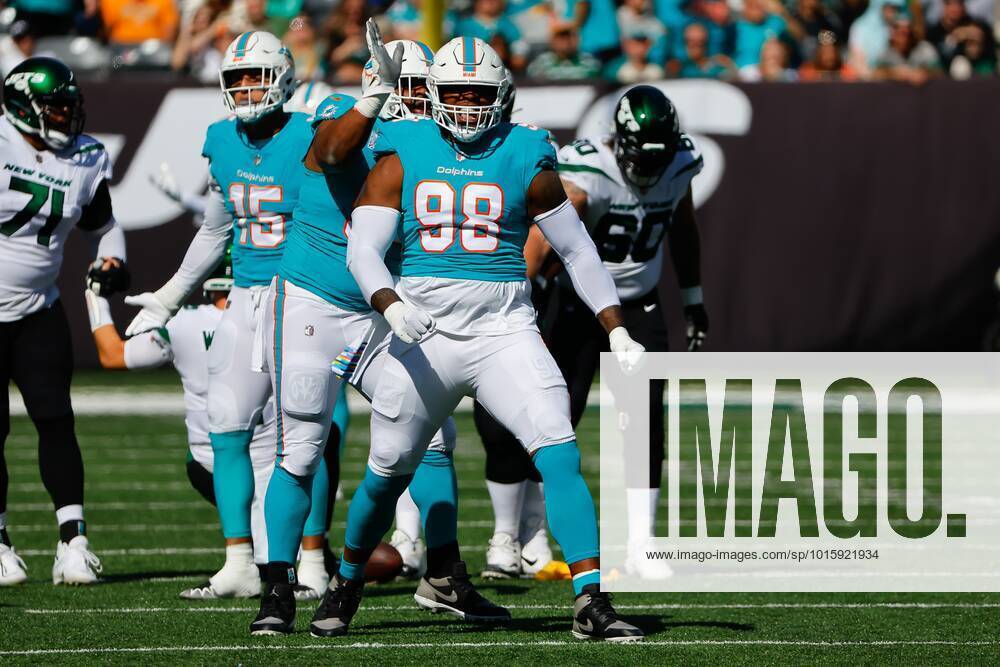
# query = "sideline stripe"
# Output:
<box><xmin>2</xmin><ymin>640</ymin><xmax>999</xmax><ymax>656</ymax></box>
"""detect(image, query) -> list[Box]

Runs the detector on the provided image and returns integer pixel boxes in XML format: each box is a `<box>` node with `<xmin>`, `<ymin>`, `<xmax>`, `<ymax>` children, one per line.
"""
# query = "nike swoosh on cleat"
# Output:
<box><xmin>577</xmin><ymin>618</ymin><xmax>594</xmax><ymax>632</ymax></box>
<box><xmin>643</xmin><ymin>304</ymin><xmax>657</xmax><ymax>313</ymax></box>
<box><xmin>432</xmin><ymin>587</ymin><xmax>459</xmax><ymax>603</ymax></box>
<box><xmin>521</xmin><ymin>556</ymin><xmax>538</xmax><ymax>566</ymax></box>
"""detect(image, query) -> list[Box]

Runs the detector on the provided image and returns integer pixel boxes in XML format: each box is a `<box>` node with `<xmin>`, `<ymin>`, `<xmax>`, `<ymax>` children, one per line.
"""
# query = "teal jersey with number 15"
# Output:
<box><xmin>202</xmin><ymin>112</ymin><xmax>313</xmax><ymax>288</ymax></box>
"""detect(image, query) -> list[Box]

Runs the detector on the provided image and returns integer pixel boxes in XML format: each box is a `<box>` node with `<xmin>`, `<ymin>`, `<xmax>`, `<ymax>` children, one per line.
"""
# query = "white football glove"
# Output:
<box><xmin>355</xmin><ymin>18</ymin><xmax>404</xmax><ymax>118</ymax></box>
<box><xmin>609</xmin><ymin>326</ymin><xmax>645</xmax><ymax>373</ymax></box>
<box><xmin>384</xmin><ymin>301</ymin><xmax>435</xmax><ymax>344</ymax></box>
<box><xmin>124</xmin><ymin>292</ymin><xmax>173</xmax><ymax>337</ymax></box>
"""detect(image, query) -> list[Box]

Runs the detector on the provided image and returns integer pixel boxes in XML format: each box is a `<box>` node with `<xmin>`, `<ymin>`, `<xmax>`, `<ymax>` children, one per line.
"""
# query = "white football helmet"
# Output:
<box><xmin>427</xmin><ymin>37</ymin><xmax>508</xmax><ymax>143</ymax></box>
<box><xmin>362</xmin><ymin>39</ymin><xmax>434</xmax><ymax>120</ymax></box>
<box><xmin>219</xmin><ymin>31</ymin><xmax>296</xmax><ymax>123</ymax></box>
<box><xmin>285</xmin><ymin>79</ymin><xmax>334</xmax><ymax>114</ymax></box>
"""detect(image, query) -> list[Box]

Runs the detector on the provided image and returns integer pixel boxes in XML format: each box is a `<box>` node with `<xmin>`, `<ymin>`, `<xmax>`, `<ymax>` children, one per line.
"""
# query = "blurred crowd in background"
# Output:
<box><xmin>0</xmin><ymin>0</ymin><xmax>996</xmax><ymax>85</ymax></box>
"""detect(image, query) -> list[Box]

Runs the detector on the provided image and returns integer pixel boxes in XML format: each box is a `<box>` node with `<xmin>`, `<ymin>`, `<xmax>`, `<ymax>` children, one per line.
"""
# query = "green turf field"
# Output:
<box><xmin>2</xmin><ymin>395</ymin><xmax>1000</xmax><ymax>664</ymax></box>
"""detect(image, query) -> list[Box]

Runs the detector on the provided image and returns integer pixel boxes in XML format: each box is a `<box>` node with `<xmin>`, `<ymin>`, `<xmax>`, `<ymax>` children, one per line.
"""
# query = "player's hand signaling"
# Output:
<box><xmin>123</xmin><ymin>292</ymin><xmax>173</xmax><ymax>336</ymax></box>
<box><xmin>355</xmin><ymin>19</ymin><xmax>404</xmax><ymax>118</ymax></box>
<box><xmin>384</xmin><ymin>301</ymin><xmax>435</xmax><ymax>344</ymax></box>
<box><xmin>609</xmin><ymin>327</ymin><xmax>645</xmax><ymax>372</ymax></box>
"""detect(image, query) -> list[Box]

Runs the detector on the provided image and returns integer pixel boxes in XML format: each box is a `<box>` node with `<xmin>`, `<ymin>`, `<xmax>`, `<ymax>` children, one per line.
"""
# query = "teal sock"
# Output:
<box><xmin>338</xmin><ymin>556</ymin><xmax>365</xmax><ymax>581</ymax></box>
<box><xmin>303</xmin><ymin>458</ymin><xmax>329</xmax><ymax>538</ymax></box>
<box><xmin>533</xmin><ymin>441</ymin><xmax>600</xmax><ymax>564</ymax></box>
<box><xmin>209</xmin><ymin>429</ymin><xmax>255</xmax><ymax>539</ymax></box>
<box><xmin>343</xmin><ymin>466</ymin><xmax>412</xmax><ymax>556</ymax></box>
<box><xmin>408</xmin><ymin>450</ymin><xmax>457</xmax><ymax>549</ymax></box>
<box><xmin>264</xmin><ymin>465</ymin><xmax>313</xmax><ymax>564</ymax></box>
<box><xmin>572</xmin><ymin>569</ymin><xmax>601</xmax><ymax>595</ymax></box>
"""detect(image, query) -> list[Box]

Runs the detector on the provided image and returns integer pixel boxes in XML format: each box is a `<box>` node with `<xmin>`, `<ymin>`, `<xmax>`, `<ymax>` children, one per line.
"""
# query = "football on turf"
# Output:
<box><xmin>364</xmin><ymin>541</ymin><xmax>404</xmax><ymax>583</ymax></box>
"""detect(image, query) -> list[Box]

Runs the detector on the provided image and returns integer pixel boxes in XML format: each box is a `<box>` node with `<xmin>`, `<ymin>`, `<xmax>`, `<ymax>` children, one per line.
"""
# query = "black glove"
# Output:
<box><xmin>87</xmin><ymin>259</ymin><xmax>131</xmax><ymax>297</ymax></box>
<box><xmin>684</xmin><ymin>303</ymin><xmax>709</xmax><ymax>351</ymax></box>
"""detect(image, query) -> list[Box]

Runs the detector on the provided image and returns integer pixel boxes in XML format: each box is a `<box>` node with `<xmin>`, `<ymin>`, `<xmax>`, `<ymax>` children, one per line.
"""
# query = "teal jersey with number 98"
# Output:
<box><xmin>383</xmin><ymin>118</ymin><xmax>556</xmax><ymax>282</ymax></box>
<box><xmin>202</xmin><ymin>112</ymin><xmax>313</xmax><ymax>288</ymax></box>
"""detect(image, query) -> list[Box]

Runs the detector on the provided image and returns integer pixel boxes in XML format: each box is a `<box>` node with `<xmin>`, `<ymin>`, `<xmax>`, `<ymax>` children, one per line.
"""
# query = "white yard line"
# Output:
<box><xmin>11</xmin><ymin>520</ymin><xmax>497</xmax><ymax>533</ymax></box>
<box><xmin>22</xmin><ymin>602</ymin><xmax>1000</xmax><ymax>615</ymax></box>
<box><xmin>5</xmin><ymin>498</ymin><xmax>494</xmax><ymax>511</ymax></box>
<box><xmin>1</xmin><ymin>640</ymin><xmax>998</xmax><ymax>656</ymax></box>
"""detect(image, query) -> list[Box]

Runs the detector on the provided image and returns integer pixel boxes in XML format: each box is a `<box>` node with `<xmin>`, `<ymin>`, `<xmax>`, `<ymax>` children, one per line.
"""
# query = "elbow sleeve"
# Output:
<box><xmin>347</xmin><ymin>205</ymin><xmax>400</xmax><ymax>303</ymax></box>
<box><xmin>535</xmin><ymin>199</ymin><xmax>620</xmax><ymax>315</ymax></box>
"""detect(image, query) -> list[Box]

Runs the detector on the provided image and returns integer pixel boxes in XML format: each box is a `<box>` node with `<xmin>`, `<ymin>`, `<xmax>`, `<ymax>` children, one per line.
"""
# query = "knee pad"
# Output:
<box><xmin>280</xmin><ymin>365</ymin><xmax>334</xmax><ymax>421</ymax></box>
<box><xmin>521</xmin><ymin>388</ymin><xmax>575</xmax><ymax>452</ymax></box>
<box><xmin>278</xmin><ymin>441</ymin><xmax>325</xmax><ymax>477</ymax></box>
<box><xmin>367</xmin><ymin>421</ymin><xmax>426</xmax><ymax>478</ymax></box>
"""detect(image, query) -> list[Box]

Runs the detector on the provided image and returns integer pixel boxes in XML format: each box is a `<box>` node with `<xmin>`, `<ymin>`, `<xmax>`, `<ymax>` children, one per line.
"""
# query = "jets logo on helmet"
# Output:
<box><xmin>362</xmin><ymin>39</ymin><xmax>434</xmax><ymax>120</ymax></box>
<box><xmin>427</xmin><ymin>37</ymin><xmax>508</xmax><ymax>143</ymax></box>
<box><xmin>2</xmin><ymin>57</ymin><xmax>85</xmax><ymax>151</ymax></box>
<box><xmin>219</xmin><ymin>31</ymin><xmax>296</xmax><ymax>123</ymax></box>
<box><xmin>613</xmin><ymin>85</ymin><xmax>682</xmax><ymax>190</ymax></box>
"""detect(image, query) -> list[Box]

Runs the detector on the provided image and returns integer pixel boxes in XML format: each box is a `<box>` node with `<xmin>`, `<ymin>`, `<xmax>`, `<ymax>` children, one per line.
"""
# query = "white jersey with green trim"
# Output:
<box><xmin>123</xmin><ymin>304</ymin><xmax>277</xmax><ymax>451</ymax></box>
<box><xmin>557</xmin><ymin>133</ymin><xmax>703</xmax><ymax>301</ymax></box>
<box><xmin>0</xmin><ymin>117</ymin><xmax>112</xmax><ymax>320</ymax></box>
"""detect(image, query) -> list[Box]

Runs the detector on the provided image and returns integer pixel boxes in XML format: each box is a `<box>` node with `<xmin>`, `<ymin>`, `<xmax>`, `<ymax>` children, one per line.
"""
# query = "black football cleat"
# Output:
<box><xmin>571</xmin><ymin>584</ymin><xmax>644</xmax><ymax>642</ymax></box>
<box><xmin>309</xmin><ymin>574</ymin><xmax>365</xmax><ymax>638</ymax></box>
<box><xmin>250</xmin><ymin>582</ymin><xmax>296</xmax><ymax>636</ymax></box>
<box><xmin>413</xmin><ymin>561</ymin><xmax>511</xmax><ymax>623</ymax></box>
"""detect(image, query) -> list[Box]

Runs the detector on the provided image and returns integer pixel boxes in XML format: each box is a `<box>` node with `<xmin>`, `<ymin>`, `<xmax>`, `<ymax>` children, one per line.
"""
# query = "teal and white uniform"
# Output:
<box><xmin>199</xmin><ymin>112</ymin><xmax>313</xmax><ymax>435</ymax></box>
<box><xmin>363</xmin><ymin>119</ymin><xmax>577</xmax><ymax>478</ymax></box>
<box><xmin>265</xmin><ymin>95</ymin><xmax>454</xmax><ymax>478</ymax></box>
<box><xmin>122</xmin><ymin>304</ymin><xmax>277</xmax><ymax>563</ymax></box>
<box><xmin>202</xmin><ymin>112</ymin><xmax>312</xmax><ymax>288</ymax></box>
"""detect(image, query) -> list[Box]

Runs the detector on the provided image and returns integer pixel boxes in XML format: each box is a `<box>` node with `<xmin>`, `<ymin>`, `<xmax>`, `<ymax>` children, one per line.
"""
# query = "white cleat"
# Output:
<box><xmin>390</xmin><ymin>529</ymin><xmax>426</xmax><ymax>580</ymax></box>
<box><xmin>624</xmin><ymin>538</ymin><xmax>674</xmax><ymax>581</ymax></box>
<box><xmin>0</xmin><ymin>543</ymin><xmax>28</xmax><ymax>585</ymax></box>
<box><xmin>52</xmin><ymin>536</ymin><xmax>102</xmax><ymax>585</ymax></box>
<box><xmin>520</xmin><ymin>528</ymin><xmax>554</xmax><ymax>578</ymax></box>
<box><xmin>179</xmin><ymin>559</ymin><xmax>260</xmax><ymax>599</ymax></box>
<box><xmin>296</xmin><ymin>555</ymin><xmax>330</xmax><ymax>600</ymax></box>
<box><xmin>481</xmin><ymin>532</ymin><xmax>521</xmax><ymax>579</ymax></box>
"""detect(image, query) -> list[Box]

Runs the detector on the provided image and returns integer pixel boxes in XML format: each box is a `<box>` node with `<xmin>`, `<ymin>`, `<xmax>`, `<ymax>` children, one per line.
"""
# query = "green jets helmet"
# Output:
<box><xmin>2</xmin><ymin>56</ymin><xmax>85</xmax><ymax>151</ymax></box>
<box><xmin>202</xmin><ymin>243</ymin><xmax>234</xmax><ymax>296</ymax></box>
<box><xmin>612</xmin><ymin>85</ymin><xmax>681</xmax><ymax>189</ymax></box>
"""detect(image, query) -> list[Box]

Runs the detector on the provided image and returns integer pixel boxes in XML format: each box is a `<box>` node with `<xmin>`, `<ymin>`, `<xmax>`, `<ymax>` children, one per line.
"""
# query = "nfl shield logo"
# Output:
<box><xmin>253</xmin><ymin>154</ymin><xmax>262</xmax><ymax>166</ymax></box>
<box><xmin>456</xmin><ymin>152</ymin><xmax>465</xmax><ymax>162</ymax></box>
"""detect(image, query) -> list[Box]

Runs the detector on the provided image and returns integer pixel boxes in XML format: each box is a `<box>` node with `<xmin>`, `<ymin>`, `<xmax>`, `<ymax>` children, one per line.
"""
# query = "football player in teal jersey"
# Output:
<box><xmin>252</xmin><ymin>37</ymin><xmax>508</xmax><ymax>637</ymax></box>
<box><xmin>124</xmin><ymin>26</ymin><xmax>400</xmax><ymax>600</ymax></box>
<box><xmin>324</xmin><ymin>37</ymin><xmax>646</xmax><ymax>642</ymax></box>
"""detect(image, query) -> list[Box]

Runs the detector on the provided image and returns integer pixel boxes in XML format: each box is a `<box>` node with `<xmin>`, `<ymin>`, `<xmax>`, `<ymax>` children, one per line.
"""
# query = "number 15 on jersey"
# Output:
<box><xmin>228</xmin><ymin>182</ymin><xmax>285</xmax><ymax>248</ymax></box>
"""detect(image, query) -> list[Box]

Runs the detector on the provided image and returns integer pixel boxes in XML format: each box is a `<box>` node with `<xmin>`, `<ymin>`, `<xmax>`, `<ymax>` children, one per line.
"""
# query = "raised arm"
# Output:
<box><xmin>305</xmin><ymin>20</ymin><xmax>402</xmax><ymax>171</ymax></box>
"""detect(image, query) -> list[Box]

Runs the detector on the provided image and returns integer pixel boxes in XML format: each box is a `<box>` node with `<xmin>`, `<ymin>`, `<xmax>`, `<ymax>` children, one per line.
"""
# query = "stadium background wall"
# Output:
<box><xmin>56</xmin><ymin>79</ymin><xmax>1000</xmax><ymax>367</ymax></box>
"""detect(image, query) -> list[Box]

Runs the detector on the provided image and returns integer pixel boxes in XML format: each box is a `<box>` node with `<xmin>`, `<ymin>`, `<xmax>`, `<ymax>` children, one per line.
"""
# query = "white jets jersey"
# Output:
<box><xmin>558</xmin><ymin>134</ymin><xmax>703</xmax><ymax>301</ymax></box>
<box><xmin>0</xmin><ymin>117</ymin><xmax>113</xmax><ymax>320</ymax></box>
<box><xmin>123</xmin><ymin>304</ymin><xmax>277</xmax><ymax>448</ymax></box>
